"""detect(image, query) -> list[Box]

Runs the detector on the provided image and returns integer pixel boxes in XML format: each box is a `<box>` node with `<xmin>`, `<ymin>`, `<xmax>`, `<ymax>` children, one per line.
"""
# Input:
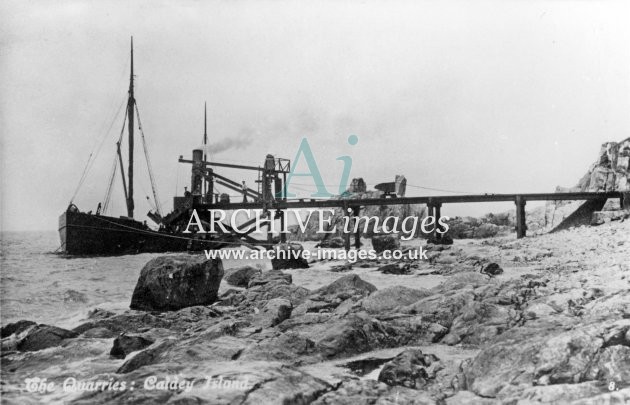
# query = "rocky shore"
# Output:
<box><xmin>2</xmin><ymin>218</ymin><xmax>629</xmax><ymax>404</ymax></box>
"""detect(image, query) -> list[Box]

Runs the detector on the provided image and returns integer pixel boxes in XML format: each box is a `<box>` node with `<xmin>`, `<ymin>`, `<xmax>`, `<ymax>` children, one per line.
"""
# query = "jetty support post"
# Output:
<box><xmin>342</xmin><ymin>203</ymin><xmax>351</xmax><ymax>251</ymax></box>
<box><xmin>427</xmin><ymin>198</ymin><xmax>440</xmax><ymax>240</ymax></box>
<box><xmin>426</xmin><ymin>204</ymin><xmax>434</xmax><ymax>239</ymax></box>
<box><xmin>280</xmin><ymin>174</ymin><xmax>287</xmax><ymax>243</ymax></box>
<box><xmin>352</xmin><ymin>206</ymin><xmax>361</xmax><ymax>249</ymax></box>
<box><xmin>434</xmin><ymin>201</ymin><xmax>443</xmax><ymax>240</ymax></box>
<box><xmin>343</xmin><ymin>229</ymin><xmax>351</xmax><ymax>251</ymax></box>
<box><xmin>515</xmin><ymin>195</ymin><xmax>527</xmax><ymax>238</ymax></box>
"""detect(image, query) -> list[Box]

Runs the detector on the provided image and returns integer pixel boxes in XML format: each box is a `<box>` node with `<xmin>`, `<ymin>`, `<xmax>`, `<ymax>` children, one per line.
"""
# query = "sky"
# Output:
<box><xmin>1</xmin><ymin>0</ymin><xmax>629</xmax><ymax>232</ymax></box>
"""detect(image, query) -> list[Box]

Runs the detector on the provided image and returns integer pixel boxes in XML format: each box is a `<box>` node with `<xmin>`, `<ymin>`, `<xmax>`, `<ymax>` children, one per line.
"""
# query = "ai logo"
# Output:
<box><xmin>285</xmin><ymin>135</ymin><xmax>359</xmax><ymax>198</ymax></box>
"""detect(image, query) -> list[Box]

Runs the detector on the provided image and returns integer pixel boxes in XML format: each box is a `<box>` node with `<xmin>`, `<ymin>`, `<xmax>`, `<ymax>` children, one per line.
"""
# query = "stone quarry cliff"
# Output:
<box><xmin>450</xmin><ymin>137</ymin><xmax>630</xmax><ymax>236</ymax></box>
<box><xmin>545</xmin><ymin>137</ymin><xmax>630</xmax><ymax>230</ymax></box>
<box><xmin>575</xmin><ymin>137</ymin><xmax>630</xmax><ymax>192</ymax></box>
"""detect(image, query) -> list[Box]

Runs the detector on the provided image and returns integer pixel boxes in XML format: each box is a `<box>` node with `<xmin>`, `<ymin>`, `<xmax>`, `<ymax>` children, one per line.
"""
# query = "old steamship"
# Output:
<box><xmin>59</xmin><ymin>39</ymin><xmax>290</xmax><ymax>255</ymax></box>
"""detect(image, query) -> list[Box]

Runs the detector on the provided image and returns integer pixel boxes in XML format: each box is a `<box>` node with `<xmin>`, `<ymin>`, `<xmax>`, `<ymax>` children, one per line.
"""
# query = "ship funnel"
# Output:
<box><xmin>192</xmin><ymin>147</ymin><xmax>204</xmax><ymax>162</ymax></box>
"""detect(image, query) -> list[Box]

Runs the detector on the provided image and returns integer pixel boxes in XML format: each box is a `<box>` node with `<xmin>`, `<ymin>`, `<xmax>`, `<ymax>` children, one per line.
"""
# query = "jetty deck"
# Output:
<box><xmin>196</xmin><ymin>191</ymin><xmax>625</xmax><ymax>240</ymax></box>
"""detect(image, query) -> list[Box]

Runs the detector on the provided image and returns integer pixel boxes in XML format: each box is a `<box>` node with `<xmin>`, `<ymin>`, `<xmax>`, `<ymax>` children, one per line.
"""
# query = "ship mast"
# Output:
<box><xmin>202</xmin><ymin>102</ymin><xmax>213</xmax><ymax>201</ymax></box>
<box><xmin>203</xmin><ymin>102</ymin><xmax>207</xmax><ymax>196</ymax></box>
<box><xmin>203</xmin><ymin>102</ymin><xmax>207</xmax><ymax>162</ymax></box>
<box><xmin>126</xmin><ymin>37</ymin><xmax>135</xmax><ymax>218</ymax></box>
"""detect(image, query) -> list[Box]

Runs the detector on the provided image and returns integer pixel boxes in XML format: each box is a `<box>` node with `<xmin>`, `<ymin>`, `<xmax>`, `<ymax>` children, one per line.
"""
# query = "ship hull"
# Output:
<box><xmin>59</xmin><ymin>210</ymin><xmax>193</xmax><ymax>255</ymax></box>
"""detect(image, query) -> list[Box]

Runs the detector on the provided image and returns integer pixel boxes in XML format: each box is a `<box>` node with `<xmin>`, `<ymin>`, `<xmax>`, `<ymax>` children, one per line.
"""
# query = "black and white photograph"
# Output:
<box><xmin>1</xmin><ymin>1</ymin><xmax>629</xmax><ymax>403</ymax></box>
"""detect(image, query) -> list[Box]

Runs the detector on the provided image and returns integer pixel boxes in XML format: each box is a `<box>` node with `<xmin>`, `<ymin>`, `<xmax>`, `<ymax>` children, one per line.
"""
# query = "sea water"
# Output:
<box><xmin>0</xmin><ymin>231</ymin><xmax>267</xmax><ymax>329</ymax></box>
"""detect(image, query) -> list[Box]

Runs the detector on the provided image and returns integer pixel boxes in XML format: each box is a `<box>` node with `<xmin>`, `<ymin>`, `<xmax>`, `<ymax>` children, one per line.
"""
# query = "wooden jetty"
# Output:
<box><xmin>178</xmin><ymin>154</ymin><xmax>624</xmax><ymax>247</ymax></box>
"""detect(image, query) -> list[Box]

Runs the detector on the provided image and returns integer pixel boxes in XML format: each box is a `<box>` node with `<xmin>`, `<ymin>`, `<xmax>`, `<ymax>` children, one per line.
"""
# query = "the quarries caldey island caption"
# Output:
<box><xmin>2</xmin><ymin>3</ymin><xmax>630</xmax><ymax>405</ymax></box>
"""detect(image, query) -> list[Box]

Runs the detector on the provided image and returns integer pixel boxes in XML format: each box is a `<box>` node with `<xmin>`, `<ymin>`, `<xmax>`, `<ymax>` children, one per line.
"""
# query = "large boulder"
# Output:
<box><xmin>271</xmin><ymin>243</ymin><xmax>309</xmax><ymax>270</ymax></box>
<box><xmin>130</xmin><ymin>255</ymin><xmax>224</xmax><ymax>311</ymax></box>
